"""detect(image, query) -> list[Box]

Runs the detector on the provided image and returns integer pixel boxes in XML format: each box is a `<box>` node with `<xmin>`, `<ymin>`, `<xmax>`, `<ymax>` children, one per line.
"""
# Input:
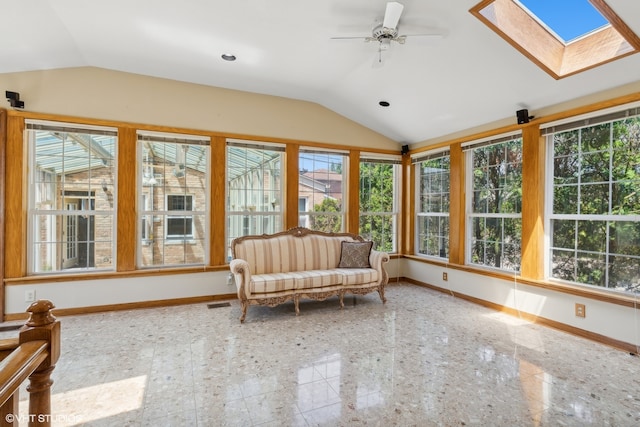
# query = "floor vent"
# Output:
<box><xmin>207</xmin><ymin>302</ymin><xmax>231</xmax><ymax>309</ymax></box>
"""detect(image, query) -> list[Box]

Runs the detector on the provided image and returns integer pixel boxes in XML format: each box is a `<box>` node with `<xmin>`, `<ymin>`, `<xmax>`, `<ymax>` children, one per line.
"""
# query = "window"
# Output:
<box><xmin>26</xmin><ymin>121</ymin><xmax>117</xmax><ymax>274</ymax></box>
<box><xmin>414</xmin><ymin>151</ymin><xmax>450</xmax><ymax>259</ymax></box>
<box><xmin>470</xmin><ymin>0</ymin><xmax>640</xmax><ymax>79</ymax></box>
<box><xmin>299</xmin><ymin>150</ymin><xmax>347</xmax><ymax>233</ymax></box>
<box><xmin>138</xmin><ymin>132</ymin><xmax>209</xmax><ymax>267</ymax></box>
<box><xmin>359</xmin><ymin>155</ymin><xmax>401</xmax><ymax>252</ymax></box>
<box><xmin>546</xmin><ymin>105</ymin><xmax>640</xmax><ymax>294</ymax></box>
<box><xmin>518</xmin><ymin>0</ymin><xmax>608</xmax><ymax>42</ymax></box>
<box><xmin>466</xmin><ymin>135</ymin><xmax>522</xmax><ymax>271</ymax></box>
<box><xmin>227</xmin><ymin>141</ymin><xmax>284</xmax><ymax>259</ymax></box>
<box><xmin>166</xmin><ymin>195</ymin><xmax>194</xmax><ymax>239</ymax></box>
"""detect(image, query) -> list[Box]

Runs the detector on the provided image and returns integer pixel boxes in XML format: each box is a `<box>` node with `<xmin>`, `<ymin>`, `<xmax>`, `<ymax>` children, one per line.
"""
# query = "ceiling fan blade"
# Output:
<box><xmin>383</xmin><ymin>2</ymin><xmax>404</xmax><ymax>29</ymax></box>
<box><xmin>330</xmin><ymin>36</ymin><xmax>368</xmax><ymax>40</ymax></box>
<box><xmin>330</xmin><ymin>36</ymin><xmax>378</xmax><ymax>43</ymax></box>
<box><xmin>402</xmin><ymin>30</ymin><xmax>448</xmax><ymax>39</ymax></box>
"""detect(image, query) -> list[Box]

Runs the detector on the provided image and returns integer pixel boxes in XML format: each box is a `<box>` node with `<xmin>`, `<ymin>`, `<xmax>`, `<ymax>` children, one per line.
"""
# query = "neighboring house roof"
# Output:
<box><xmin>302</xmin><ymin>169</ymin><xmax>343</xmax><ymax>183</ymax></box>
<box><xmin>299</xmin><ymin>174</ymin><xmax>328</xmax><ymax>192</ymax></box>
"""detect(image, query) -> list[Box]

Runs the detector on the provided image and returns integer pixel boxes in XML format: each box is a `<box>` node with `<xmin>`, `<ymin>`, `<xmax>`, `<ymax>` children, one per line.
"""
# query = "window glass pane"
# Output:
<box><xmin>416</xmin><ymin>154</ymin><xmax>450</xmax><ymax>259</ymax></box>
<box><xmin>31</xmin><ymin>213</ymin><xmax>115</xmax><ymax>272</ymax></box>
<box><xmin>167</xmin><ymin>195</ymin><xmax>192</xmax><ymax>211</ymax></box>
<box><xmin>27</xmin><ymin>124</ymin><xmax>117</xmax><ymax>274</ymax></box>
<box><xmin>608</xmin><ymin>256</ymin><xmax>640</xmax><ymax>291</ymax></box>
<box><xmin>417</xmin><ymin>216</ymin><xmax>449</xmax><ymax>258</ymax></box>
<box><xmin>467</xmin><ymin>137</ymin><xmax>522</xmax><ymax>272</ymax></box>
<box><xmin>553</xmin><ymin>129</ymin><xmax>579</xmax><ymax>156</ymax></box>
<box><xmin>553</xmin><ymin>154</ymin><xmax>579</xmax><ymax>185</ymax></box>
<box><xmin>504</xmin><ymin>216</ymin><xmax>522</xmax><ymax>269</ymax></box>
<box><xmin>470</xmin><ymin>216</ymin><xmax>521</xmax><ymax>271</ymax></box>
<box><xmin>227</xmin><ymin>144</ymin><xmax>283</xmax><ymax>260</ymax></box>
<box><xmin>579</xmin><ymin>183</ymin><xmax>609</xmax><ymax>214</ymax></box>
<box><xmin>551</xmin><ymin>249</ymin><xmax>576</xmax><ymax>282</ymax></box>
<box><xmin>551</xmin><ymin>220</ymin><xmax>576</xmax><ymax>250</ymax></box>
<box><xmin>580</xmin><ymin>123</ymin><xmax>610</xmax><ymax>153</ymax></box>
<box><xmin>553</xmin><ymin>185</ymin><xmax>578</xmax><ymax>214</ymax></box>
<box><xmin>579</xmin><ymin>152</ymin><xmax>610</xmax><ymax>183</ymax></box>
<box><xmin>577</xmin><ymin>220</ymin><xmax>606</xmax><ymax>252</ymax></box>
<box><xmin>167</xmin><ymin>216</ymin><xmax>193</xmax><ymax>238</ymax></box>
<box><xmin>299</xmin><ymin>151</ymin><xmax>346</xmax><ymax>233</ymax></box>
<box><xmin>138</xmin><ymin>134</ymin><xmax>209</xmax><ymax>267</ymax></box>
<box><xmin>141</xmin><ymin>215</ymin><xmax>206</xmax><ymax>266</ymax></box>
<box><xmin>548</xmin><ymin>113</ymin><xmax>640</xmax><ymax>293</ymax></box>
<box><xmin>359</xmin><ymin>160</ymin><xmax>399</xmax><ymax>252</ymax></box>
<box><xmin>610</xmin><ymin>221</ymin><xmax>640</xmax><ymax>256</ymax></box>
<box><xmin>576</xmin><ymin>252</ymin><xmax>606</xmax><ymax>287</ymax></box>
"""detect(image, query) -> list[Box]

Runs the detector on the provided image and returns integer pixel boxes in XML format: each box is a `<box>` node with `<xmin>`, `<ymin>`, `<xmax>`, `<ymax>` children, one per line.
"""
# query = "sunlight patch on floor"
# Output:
<box><xmin>19</xmin><ymin>375</ymin><xmax>146</xmax><ymax>426</ymax></box>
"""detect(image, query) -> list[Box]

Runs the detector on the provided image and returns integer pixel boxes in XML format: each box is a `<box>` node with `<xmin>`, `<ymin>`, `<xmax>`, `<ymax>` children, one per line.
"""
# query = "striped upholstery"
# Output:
<box><xmin>334</xmin><ymin>268</ymin><xmax>378</xmax><ymax>285</ymax></box>
<box><xmin>250</xmin><ymin>273</ymin><xmax>297</xmax><ymax>293</ymax></box>
<box><xmin>250</xmin><ymin>270</ymin><xmax>344</xmax><ymax>293</ymax></box>
<box><xmin>234</xmin><ymin>234</ymin><xmax>355</xmax><ymax>275</ymax></box>
<box><xmin>290</xmin><ymin>270</ymin><xmax>343</xmax><ymax>290</ymax></box>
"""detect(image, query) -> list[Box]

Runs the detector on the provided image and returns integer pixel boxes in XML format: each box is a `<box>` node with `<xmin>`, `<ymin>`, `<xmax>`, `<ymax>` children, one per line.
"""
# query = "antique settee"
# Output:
<box><xmin>229</xmin><ymin>227</ymin><xmax>390</xmax><ymax>322</ymax></box>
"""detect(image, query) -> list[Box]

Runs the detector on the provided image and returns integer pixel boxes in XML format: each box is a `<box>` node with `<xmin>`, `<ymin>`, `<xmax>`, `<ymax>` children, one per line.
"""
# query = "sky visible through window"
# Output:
<box><xmin>518</xmin><ymin>0</ymin><xmax>609</xmax><ymax>42</ymax></box>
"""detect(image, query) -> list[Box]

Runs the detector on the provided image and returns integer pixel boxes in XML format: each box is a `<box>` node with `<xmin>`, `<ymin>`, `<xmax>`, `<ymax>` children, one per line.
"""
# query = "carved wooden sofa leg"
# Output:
<box><xmin>294</xmin><ymin>296</ymin><xmax>300</xmax><ymax>316</ymax></box>
<box><xmin>378</xmin><ymin>286</ymin><xmax>387</xmax><ymax>304</ymax></box>
<box><xmin>339</xmin><ymin>291</ymin><xmax>345</xmax><ymax>309</ymax></box>
<box><xmin>240</xmin><ymin>301</ymin><xmax>248</xmax><ymax>323</ymax></box>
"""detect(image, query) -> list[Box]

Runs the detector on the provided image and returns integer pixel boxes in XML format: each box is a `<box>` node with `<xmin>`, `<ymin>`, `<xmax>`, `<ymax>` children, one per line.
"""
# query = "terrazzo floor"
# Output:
<box><xmin>6</xmin><ymin>283</ymin><xmax>640</xmax><ymax>426</ymax></box>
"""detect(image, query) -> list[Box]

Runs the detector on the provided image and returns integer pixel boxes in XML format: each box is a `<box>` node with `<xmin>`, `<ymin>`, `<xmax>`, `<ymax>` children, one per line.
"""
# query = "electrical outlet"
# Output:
<box><xmin>443</xmin><ymin>272</ymin><xmax>448</xmax><ymax>281</ymax></box>
<box><xmin>575</xmin><ymin>303</ymin><xmax>586</xmax><ymax>318</ymax></box>
<box><xmin>25</xmin><ymin>289</ymin><xmax>36</xmax><ymax>303</ymax></box>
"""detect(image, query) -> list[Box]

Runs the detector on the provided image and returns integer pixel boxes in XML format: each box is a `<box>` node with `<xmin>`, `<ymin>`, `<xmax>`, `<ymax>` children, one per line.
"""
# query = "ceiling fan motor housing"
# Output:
<box><xmin>372</xmin><ymin>24</ymin><xmax>399</xmax><ymax>41</ymax></box>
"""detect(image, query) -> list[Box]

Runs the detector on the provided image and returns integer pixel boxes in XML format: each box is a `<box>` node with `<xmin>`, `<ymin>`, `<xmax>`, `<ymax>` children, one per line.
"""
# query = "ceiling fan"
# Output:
<box><xmin>331</xmin><ymin>2</ymin><xmax>445</xmax><ymax>64</ymax></box>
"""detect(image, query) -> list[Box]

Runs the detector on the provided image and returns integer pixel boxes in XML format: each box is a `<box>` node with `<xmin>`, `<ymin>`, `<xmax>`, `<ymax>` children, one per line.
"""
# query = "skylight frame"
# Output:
<box><xmin>470</xmin><ymin>0</ymin><xmax>640</xmax><ymax>79</ymax></box>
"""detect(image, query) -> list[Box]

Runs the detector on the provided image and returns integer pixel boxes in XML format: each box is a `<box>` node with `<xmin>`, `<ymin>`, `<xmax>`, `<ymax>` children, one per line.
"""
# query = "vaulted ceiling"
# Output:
<box><xmin>3</xmin><ymin>1</ymin><xmax>640</xmax><ymax>145</ymax></box>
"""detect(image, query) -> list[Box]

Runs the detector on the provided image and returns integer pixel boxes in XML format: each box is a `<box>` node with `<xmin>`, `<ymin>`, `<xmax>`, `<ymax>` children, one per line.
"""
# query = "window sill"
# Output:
<box><xmin>164</xmin><ymin>239</ymin><xmax>197</xmax><ymax>245</ymax></box>
<box><xmin>402</xmin><ymin>254</ymin><xmax>638</xmax><ymax>308</ymax></box>
<box><xmin>4</xmin><ymin>264</ymin><xmax>232</xmax><ymax>285</ymax></box>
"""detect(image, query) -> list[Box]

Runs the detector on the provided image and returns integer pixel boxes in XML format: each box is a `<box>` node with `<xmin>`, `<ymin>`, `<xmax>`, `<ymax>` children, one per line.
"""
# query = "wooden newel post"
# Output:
<box><xmin>18</xmin><ymin>301</ymin><xmax>61</xmax><ymax>427</ymax></box>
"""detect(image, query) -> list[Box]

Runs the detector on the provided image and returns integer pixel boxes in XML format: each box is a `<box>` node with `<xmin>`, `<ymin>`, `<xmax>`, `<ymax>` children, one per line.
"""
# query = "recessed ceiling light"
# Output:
<box><xmin>379</xmin><ymin>101</ymin><xmax>390</xmax><ymax>107</ymax></box>
<box><xmin>221</xmin><ymin>54</ymin><xmax>237</xmax><ymax>61</ymax></box>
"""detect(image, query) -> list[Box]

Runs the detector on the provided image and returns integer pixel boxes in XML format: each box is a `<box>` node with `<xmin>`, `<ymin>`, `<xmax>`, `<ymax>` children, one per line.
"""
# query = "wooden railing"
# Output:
<box><xmin>0</xmin><ymin>301</ymin><xmax>60</xmax><ymax>427</ymax></box>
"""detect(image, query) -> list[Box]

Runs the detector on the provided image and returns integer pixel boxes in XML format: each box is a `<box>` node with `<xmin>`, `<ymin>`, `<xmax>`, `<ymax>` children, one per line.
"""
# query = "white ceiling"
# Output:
<box><xmin>3</xmin><ymin>0</ymin><xmax>640</xmax><ymax>144</ymax></box>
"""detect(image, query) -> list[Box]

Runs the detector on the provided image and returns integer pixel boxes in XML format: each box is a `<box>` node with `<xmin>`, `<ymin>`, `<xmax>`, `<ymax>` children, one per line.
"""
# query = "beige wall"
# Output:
<box><xmin>412</xmin><ymin>80</ymin><xmax>640</xmax><ymax>149</ymax></box>
<box><xmin>0</xmin><ymin>67</ymin><xmax>399</xmax><ymax>150</ymax></box>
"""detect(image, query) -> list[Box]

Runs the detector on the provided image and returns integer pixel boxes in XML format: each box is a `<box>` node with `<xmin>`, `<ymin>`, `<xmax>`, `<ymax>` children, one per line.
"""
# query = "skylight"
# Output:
<box><xmin>517</xmin><ymin>0</ymin><xmax>608</xmax><ymax>43</ymax></box>
<box><xmin>470</xmin><ymin>0</ymin><xmax>640</xmax><ymax>79</ymax></box>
